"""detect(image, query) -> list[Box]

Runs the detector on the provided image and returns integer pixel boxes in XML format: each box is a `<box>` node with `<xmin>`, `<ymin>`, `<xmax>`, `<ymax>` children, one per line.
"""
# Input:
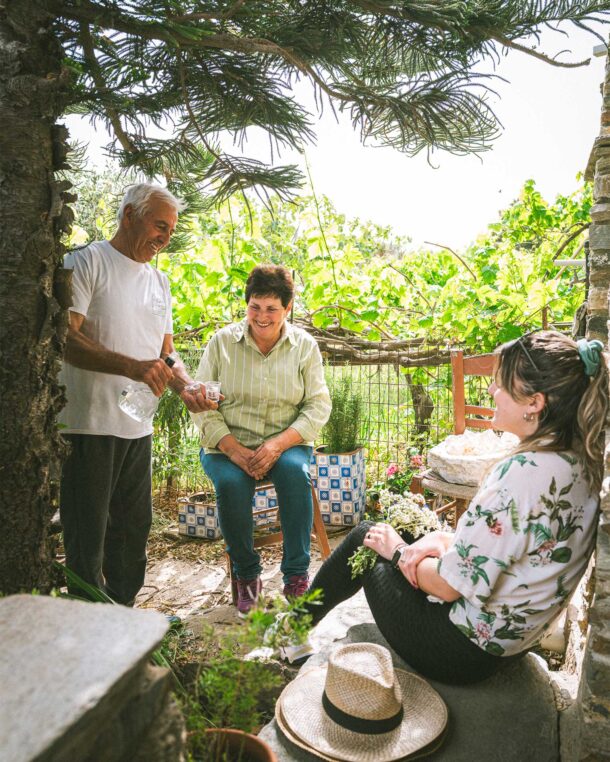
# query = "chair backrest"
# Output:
<box><xmin>450</xmin><ymin>350</ymin><xmax>496</xmax><ymax>435</ymax></box>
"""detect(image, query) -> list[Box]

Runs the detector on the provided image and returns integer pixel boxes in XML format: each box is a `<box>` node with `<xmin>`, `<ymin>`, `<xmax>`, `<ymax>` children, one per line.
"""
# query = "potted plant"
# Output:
<box><xmin>177</xmin><ymin>593</ymin><xmax>318</xmax><ymax>761</ymax></box>
<box><xmin>311</xmin><ymin>375</ymin><xmax>367</xmax><ymax>528</ymax></box>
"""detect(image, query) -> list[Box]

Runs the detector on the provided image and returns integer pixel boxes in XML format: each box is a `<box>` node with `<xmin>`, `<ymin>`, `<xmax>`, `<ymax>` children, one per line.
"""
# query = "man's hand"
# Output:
<box><xmin>249</xmin><ymin>438</ymin><xmax>283</xmax><ymax>479</ymax></box>
<box><xmin>179</xmin><ymin>384</ymin><xmax>221</xmax><ymax>413</ymax></box>
<box><xmin>362</xmin><ymin>523</ymin><xmax>405</xmax><ymax>561</ymax></box>
<box><xmin>130</xmin><ymin>358</ymin><xmax>174</xmax><ymax>397</ymax></box>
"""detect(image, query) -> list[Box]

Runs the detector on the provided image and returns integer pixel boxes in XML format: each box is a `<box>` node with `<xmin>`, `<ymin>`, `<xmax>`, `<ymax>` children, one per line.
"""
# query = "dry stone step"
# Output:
<box><xmin>260</xmin><ymin>594</ymin><xmax>559</xmax><ymax>761</ymax></box>
<box><xmin>0</xmin><ymin>595</ymin><xmax>174</xmax><ymax>762</ymax></box>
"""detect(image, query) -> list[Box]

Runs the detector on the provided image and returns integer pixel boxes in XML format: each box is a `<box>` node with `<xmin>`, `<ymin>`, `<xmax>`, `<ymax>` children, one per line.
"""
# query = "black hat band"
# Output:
<box><xmin>322</xmin><ymin>691</ymin><xmax>404</xmax><ymax>735</ymax></box>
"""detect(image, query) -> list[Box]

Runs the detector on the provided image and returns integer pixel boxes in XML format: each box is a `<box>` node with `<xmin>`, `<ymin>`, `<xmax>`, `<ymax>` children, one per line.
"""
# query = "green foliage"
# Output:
<box><xmin>151</xmin><ymin>344</ymin><xmax>210</xmax><ymax>491</ymax></box>
<box><xmin>437</xmin><ymin>178</ymin><xmax>593</xmax><ymax>348</ymax></box>
<box><xmin>153</xmin><ymin>386</ymin><xmax>199</xmax><ymax>489</ymax></box>
<box><xmin>63</xmin><ymin>161</ymin><xmax>138</xmax><ymax>245</ymax></box>
<box><xmin>157</xmin><ymin>177</ymin><xmax>590</xmax><ymax>348</ymax></box>
<box><xmin>155</xmin><ymin>191</ymin><xmax>411</xmax><ymax>340</ymax></box>
<box><xmin>66</xmin><ymin>162</ymin><xmax>592</xmax><ymax>354</ymax></box>
<box><xmin>322</xmin><ymin>374</ymin><xmax>364</xmax><ymax>453</ymax></box>
<box><xmin>54</xmin><ymin>2</ymin><xmax>606</xmax><ymax>203</ymax></box>
<box><xmin>192</xmin><ymin>642</ymin><xmax>279</xmax><ymax>735</ymax></box>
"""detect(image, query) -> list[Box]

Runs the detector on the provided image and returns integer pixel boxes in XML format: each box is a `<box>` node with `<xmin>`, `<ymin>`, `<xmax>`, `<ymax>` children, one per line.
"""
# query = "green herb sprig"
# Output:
<box><xmin>348</xmin><ymin>490</ymin><xmax>446</xmax><ymax>578</ymax></box>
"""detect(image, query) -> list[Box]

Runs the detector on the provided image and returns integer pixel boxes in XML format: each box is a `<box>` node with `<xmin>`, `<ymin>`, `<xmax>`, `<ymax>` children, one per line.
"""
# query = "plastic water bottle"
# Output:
<box><xmin>118</xmin><ymin>355</ymin><xmax>176</xmax><ymax>422</ymax></box>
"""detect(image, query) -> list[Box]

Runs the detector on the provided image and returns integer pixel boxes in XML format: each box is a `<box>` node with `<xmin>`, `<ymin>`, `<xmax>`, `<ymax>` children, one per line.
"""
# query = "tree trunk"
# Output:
<box><xmin>0</xmin><ymin>2</ymin><xmax>72</xmax><ymax>593</ymax></box>
<box><xmin>403</xmin><ymin>372</ymin><xmax>435</xmax><ymax>440</ymax></box>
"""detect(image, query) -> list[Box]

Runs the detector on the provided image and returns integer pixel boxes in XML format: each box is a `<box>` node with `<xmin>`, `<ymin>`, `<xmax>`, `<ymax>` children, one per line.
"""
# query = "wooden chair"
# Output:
<box><xmin>411</xmin><ymin>350</ymin><xmax>496</xmax><ymax>525</ymax></box>
<box><xmin>450</xmin><ymin>350</ymin><xmax>496</xmax><ymax>435</ymax></box>
<box><xmin>226</xmin><ymin>480</ymin><xmax>332</xmax><ymax>604</ymax></box>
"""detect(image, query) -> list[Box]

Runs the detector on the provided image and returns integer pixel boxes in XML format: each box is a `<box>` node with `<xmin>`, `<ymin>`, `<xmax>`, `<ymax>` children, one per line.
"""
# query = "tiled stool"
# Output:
<box><xmin>226</xmin><ymin>480</ymin><xmax>331</xmax><ymax>604</ymax></box>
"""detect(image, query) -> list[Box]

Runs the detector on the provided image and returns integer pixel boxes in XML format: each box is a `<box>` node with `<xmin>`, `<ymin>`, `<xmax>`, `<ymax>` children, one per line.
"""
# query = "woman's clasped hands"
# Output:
<box><xmin>249</xmin><ymin>439</ymin><xmax>283</xmax><ymax>480</ymax></box>
<box><xmin>225</xmin><ymin>438</ymin><xmax>283</xmax><ymax>480</ymax></box>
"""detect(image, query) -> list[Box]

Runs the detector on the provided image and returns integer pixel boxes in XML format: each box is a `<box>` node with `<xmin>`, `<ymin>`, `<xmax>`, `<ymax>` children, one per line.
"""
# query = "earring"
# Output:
<box><xmin>523</xmin><ymin>412</ymin><xmax>537</xmax><ymax>422</ymax></box>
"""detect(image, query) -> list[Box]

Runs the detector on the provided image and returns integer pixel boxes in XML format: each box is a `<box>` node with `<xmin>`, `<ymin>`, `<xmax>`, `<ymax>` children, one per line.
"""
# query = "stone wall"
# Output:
<box><xmin>586</xmin><ymin>47</ymin><xmax>610</xmax><ymax>343</ymax></box>
<box><xmin>580</xmin><ymin>42</ymin><xmax>610</xmax><ymax>761</ymax></box>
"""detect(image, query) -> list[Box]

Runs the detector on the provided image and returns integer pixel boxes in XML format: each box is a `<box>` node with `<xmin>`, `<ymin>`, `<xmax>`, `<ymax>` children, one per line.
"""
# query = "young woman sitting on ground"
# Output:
<box><xmin>292</xmin><ymin>331</ymin><xmax>608</xmax><ymax>684</ymax></box>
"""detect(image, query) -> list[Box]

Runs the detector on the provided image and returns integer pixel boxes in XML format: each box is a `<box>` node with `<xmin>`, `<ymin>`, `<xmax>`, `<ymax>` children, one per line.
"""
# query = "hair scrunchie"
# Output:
<box><xmin>576</xmin><ymin>338</ymin><xmax>604</xmax><ymax>377</ymax></box>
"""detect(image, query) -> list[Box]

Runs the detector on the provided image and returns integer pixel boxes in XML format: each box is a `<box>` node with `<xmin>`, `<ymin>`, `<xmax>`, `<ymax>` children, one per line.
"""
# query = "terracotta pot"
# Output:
<box><xmin>205</xmin><ymin>728</ymin><xmax>277</xmax><ymax>761</ymax></box>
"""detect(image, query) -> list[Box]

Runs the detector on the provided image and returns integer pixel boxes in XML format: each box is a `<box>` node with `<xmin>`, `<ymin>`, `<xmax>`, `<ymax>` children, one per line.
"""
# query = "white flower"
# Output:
<box><xmin>376</xmin><ymin>489</ymin><xmax>444</xmax><ymax>536</ymax></box>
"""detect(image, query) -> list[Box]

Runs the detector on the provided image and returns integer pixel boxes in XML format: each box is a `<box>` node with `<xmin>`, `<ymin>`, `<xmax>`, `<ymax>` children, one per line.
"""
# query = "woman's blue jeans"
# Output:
<box><xmin>201</xmin><ymin>445</ymin><xmax>314</xmax><ymax>583</ymax></box>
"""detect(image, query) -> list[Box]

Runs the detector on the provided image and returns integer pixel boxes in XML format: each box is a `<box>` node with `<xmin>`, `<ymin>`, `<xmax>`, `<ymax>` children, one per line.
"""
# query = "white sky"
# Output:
<box><xmin>64</xmin><ymin>24</ymin><xmax>607</xmax><ymax>250</ymax></box>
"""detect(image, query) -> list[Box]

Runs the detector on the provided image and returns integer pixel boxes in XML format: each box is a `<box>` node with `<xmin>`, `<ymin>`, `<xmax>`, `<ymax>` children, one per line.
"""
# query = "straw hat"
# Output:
<box><xmin>276</xmin><ymin>643</ymin><xmax>448</xmax><ymax>762</ymax></box>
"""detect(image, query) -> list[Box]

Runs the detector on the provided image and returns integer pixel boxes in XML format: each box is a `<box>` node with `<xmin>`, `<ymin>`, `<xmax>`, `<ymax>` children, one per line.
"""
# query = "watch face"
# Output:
<box><xmin>392</xmin><ymin>548</ymin><xmax>403</xmax><ymax>568</ymax></box>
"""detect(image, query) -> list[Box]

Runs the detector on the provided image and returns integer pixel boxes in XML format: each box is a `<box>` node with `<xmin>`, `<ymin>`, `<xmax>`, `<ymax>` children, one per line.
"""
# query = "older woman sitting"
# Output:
<box><xmin>191</xmin><ymin>265</ymin><xmax>331</xmax><ymax>615</ymax></box>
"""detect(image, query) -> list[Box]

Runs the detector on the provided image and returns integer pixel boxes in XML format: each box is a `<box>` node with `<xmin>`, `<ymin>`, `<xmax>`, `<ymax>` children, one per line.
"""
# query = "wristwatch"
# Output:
<box><xmin>391</xmin><ymin>543</ymin><xmax>407</xmax><ymax>569</ymax></box>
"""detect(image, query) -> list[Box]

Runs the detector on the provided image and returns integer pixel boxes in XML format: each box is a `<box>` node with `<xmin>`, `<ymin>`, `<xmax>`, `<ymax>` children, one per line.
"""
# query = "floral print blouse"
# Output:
<box><xmin>438</xmin><ymin>451</ymin><xmax>598</xmax><ymax>656</ymax></box>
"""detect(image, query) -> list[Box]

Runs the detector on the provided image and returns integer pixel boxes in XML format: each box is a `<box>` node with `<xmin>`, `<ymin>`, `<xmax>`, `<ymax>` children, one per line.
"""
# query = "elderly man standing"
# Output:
<box><xmin>59</xmin><ymin>183</ymin><xmax>214</xmax><ymax>605</ymax></box>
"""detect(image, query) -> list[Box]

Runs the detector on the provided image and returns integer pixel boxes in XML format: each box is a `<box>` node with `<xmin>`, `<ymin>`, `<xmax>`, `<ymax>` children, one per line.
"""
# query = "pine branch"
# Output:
<box><xmin>174</xmin><ymin>0</ymin><xmax>247</xmax><ymax>23</ymax></box>
<box><xmin>491</xmin><ymin>33</ymin><xmax>590</xmax><ymax>67</ymax></box>
<box><xmin>51</xmin><ymin>0</ymin><xmax>609</xmax><ymax>200</ymax></box>
<box><xmin>78</xmin><ymin>22</ymin><xmax>137</xmax><ymax>153</ymax></box>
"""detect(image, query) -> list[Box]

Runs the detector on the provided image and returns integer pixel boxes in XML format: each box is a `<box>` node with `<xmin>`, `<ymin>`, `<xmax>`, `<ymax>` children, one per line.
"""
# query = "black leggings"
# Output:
<box><xmin>307</xmin><ymin>521</ymin><xmax>519</xmax><ymax>685</ymax></box>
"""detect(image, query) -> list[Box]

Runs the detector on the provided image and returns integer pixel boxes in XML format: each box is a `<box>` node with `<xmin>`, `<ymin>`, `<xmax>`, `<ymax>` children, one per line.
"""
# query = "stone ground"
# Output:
<box><xmin>135</xmin><ymin>489</ymin><xmax>350</xmax><ymax>634</ymax></box>
<box><xmin>137</xmin><ymin>525</ymin><xmax>348</xmax><ymax>620</ymax></box>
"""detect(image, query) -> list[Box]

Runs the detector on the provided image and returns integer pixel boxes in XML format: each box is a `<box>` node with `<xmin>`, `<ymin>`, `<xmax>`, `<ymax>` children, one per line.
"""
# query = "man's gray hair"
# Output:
<box><xmin>118</xmin><ymin>183</ymin><xmax>186</xmax><ymax>220</ymax></box>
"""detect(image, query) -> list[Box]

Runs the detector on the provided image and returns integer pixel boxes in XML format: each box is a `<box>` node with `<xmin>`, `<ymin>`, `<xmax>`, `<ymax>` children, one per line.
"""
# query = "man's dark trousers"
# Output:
<box><xmin>60</xmin><ymin>434</ymin><xmax>153</xmax><ymax>605</ymax></box>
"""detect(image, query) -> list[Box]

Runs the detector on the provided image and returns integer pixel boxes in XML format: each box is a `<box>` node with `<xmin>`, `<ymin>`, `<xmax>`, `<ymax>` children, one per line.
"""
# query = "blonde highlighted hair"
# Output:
<box><xmin>495</xmin><ymin>330</ymin><xmax>609</xmax><ymax>493</ymax></box>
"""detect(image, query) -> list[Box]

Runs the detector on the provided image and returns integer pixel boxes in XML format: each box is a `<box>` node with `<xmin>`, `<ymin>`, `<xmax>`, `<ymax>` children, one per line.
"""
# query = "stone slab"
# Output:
<box><xmin>591</xmin><ymin>202</ymin><xmax>610</xmax><ymax>223</ymax></box>
<box><xmin>74</xmin><ymin>664</ymin><xmax>173</xmax><ymax>762</ymax></box>
<box><xmin>260</xmin><ymin>595</ymin><xmax>559</xmax><ymax>761</ymax></box>
<box><xmin>0</xmin><ymin>595</ymin><xmax>168</xmax><ymax>762</ymax></box>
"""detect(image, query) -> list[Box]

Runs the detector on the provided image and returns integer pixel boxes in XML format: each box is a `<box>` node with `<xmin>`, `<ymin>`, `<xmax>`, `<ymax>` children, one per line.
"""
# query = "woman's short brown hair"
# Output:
<box><xmin>245</xmin><ymin>265</ymin><xmax>294</xmax><ymax>308</ymax></box>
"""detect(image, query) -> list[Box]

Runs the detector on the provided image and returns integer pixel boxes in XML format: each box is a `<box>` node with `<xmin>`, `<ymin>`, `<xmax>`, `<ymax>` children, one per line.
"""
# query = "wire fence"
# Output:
<box><xmin>152</xmin><ymin>337</ymin><xmax>495</xmax><ymax>496</ymax></box>
<box><xmin>322</xmin><ymin>350</ymin><xmax>454</xmax><ymax>480</ymax></box>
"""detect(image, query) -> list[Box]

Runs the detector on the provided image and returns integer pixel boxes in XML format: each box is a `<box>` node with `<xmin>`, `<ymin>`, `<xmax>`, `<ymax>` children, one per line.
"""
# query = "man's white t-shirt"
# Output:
<box><xmin>58</xmin><ymin>240</ymin><xmax>173</xmax><ymax>438</ymax></box>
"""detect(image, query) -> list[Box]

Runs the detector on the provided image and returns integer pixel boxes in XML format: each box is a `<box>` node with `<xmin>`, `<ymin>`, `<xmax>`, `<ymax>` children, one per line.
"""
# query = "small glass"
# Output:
<box><xmin>204</xmin><ymin>381</ymin><xmax>221</xmax><ymax>401</ymax></box>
